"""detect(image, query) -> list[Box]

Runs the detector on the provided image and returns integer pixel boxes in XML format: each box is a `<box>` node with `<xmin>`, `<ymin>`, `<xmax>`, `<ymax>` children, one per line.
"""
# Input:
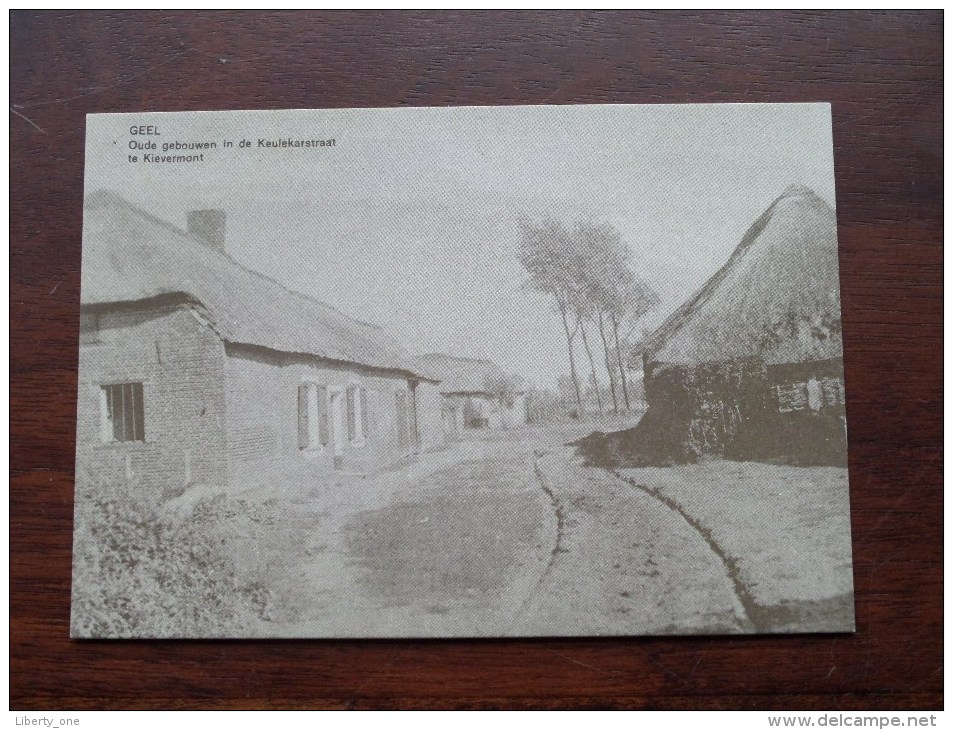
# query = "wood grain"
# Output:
<box><xmin>10</xmin><ymin>10</ymin><xmax>942</xmax><ymax>710</ymax></box>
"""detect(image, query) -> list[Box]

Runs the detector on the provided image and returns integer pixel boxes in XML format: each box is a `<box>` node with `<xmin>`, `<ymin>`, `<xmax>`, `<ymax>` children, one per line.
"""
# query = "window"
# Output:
<box><xmin>100</xmin><ymin>382</ymin><xmax>145</xmax><ymax>442</ymax></box>
<box><xmin>775</xmin><ymin>383</ymin><xmax>808</xmax><ymax>413</ymax></box>
<box><xmin>820</xmin><ymin>377</ymin><xmax>845</xmax><ymax>408</ymax></box>
<box><xmin>776</xmin><ymin>377</ymin><xmax>843</xmax><ymax>413</ymax></box>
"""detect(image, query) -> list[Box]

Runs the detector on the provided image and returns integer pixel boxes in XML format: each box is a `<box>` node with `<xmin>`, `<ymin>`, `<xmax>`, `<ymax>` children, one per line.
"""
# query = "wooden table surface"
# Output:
<box><xmin>9</xmin><ymin>11</ymin><xmax>942</xmax><ymax>710</ymax></box>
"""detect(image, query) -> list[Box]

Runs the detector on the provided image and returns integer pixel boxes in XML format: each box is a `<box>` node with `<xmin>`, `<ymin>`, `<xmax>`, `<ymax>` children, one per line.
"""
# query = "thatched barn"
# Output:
<box><xmin>576</xmin><ymin>185</ymin><xmax>846</xmax><ymax>468</ymax></box>
<box><xmin>77</xmin><ymin>190</ymin><xmax>444</xmax><ymax>496</ymax></box>
<box><xmin>636</xmin><ymin>184</ymin><xmax>846</xmax><ymax>465</ymax></box>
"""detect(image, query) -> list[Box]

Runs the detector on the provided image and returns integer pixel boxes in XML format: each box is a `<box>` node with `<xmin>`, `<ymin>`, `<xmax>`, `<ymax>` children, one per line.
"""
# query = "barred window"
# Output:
<box><xmin>100</xmin><ymin>382</ymin><xmax>145</xmax><ymax>442</ymax></box>
<box><xmin>775</xmin><ymin>383</ymin><xmax>808</xmax><ymax>413</ymax></box>
<box><xmin>776</xmin><ymin>377</ymin><xmax>843</xmax><ymax>413</ymax></box>
<box><xmin>820</xmin><ymin>377</ymin><xmax>845</xmax><ymax>408</ymax></box>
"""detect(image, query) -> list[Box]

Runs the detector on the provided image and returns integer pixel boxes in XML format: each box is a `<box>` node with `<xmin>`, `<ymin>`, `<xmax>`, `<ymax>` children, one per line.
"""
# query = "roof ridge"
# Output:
<box><xmin>416</xmin><ymin>352</ymin><xmax>493</xmax><ymax>365</ymax></box>
<box><xmin>640</xmin><ymin>184</ymin><xmax>834</xmax><ymax>357</ymax></box>
<box><xmin>83</xmin><ymin>189</ymin><xmax>424</xmax><ymax>378</ymax></box>
<box><xmin>86</xmin><ymin>189</ymin><xmax>387</xmax><ymax>333</ymax></box>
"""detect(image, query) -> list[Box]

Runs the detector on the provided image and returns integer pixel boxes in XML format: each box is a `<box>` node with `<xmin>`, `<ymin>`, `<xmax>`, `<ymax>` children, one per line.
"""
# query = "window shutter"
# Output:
<box><xmin>317</xmin><ymin>385</ymin><xmax>329</xmax><ymax>446</ymax></box>
<box><xmin>346</xmin><ymin>386</ymin><xmax>356</xmax><ymax>441</ymax></box>
<box><xmin>360</xmin><ymin>388</ymin><xmax>369</xmax><ymax>438</ymax></box>
<box><xmin>297</xmin><ymin>384</ymin><xmax>309</xmax><ymax>449</ymax></box>
<box><xmin>100</xmin><ymin>383</ymin><xmax>146</xmax><ymax>443</ymax></box>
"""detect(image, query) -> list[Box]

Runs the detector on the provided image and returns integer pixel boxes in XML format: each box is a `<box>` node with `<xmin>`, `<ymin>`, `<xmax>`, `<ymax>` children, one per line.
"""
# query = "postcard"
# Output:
<box><xmin>71</xmin><ymin>103</ymin><xmax>854</xmax><ymax>638</ymax></box>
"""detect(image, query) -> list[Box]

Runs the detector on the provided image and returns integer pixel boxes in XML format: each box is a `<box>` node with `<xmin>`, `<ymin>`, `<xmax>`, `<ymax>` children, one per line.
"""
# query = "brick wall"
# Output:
<box><xmin>75</xmin><ymin>302</ymin><xmax>228</xmax><ymax>498</ymax></box>
<box><xmin>223</xmin><ymin>344</ymin><xmax>427</xmax><ymax>490</ymax></box>
<box><xmin>76</xmin><ymin>307</ymin><xmax>443</xmax><ymax>498</ymax></box>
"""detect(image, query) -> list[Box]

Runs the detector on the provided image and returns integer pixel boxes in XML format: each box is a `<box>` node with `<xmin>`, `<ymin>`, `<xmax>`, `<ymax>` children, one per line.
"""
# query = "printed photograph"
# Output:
<box><xmin>72</xmin><ymin>104</ymin><xmax>854</xmax><ymax>638</ymax></box>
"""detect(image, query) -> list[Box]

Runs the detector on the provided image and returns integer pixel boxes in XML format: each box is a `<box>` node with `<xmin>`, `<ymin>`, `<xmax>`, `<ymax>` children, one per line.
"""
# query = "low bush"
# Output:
<box><xmin>71</xmin><ymin>475</ymin><xmax>276</xmax><ymax>638</ymax></box>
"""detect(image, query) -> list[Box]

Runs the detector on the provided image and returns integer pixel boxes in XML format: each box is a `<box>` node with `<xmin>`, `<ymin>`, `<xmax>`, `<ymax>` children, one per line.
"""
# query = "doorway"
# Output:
<box><xmin>330</xmin><ymin>389</ymin><xmax>345</xmax><ymax>468</ymax></box>
<box><xmin>395</xmin><ymin>390</ymin><xmax>410</xmax><ymax>454</ymax></box>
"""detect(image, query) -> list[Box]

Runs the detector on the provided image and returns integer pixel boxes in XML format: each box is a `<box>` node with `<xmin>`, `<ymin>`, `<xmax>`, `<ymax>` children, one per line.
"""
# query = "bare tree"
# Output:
<box><xmin>518</xmin><ymin>216</ymin><xmax>658</xmax><ymax>417</ymax></box>
<box><xmin>574</xmin><ymin>297</ymin><xmax>604</xmax><ymax>413</ymax></box>
<box><xmin>516</xmin><ymin>218</ymin><xmax>584</xmax><ymax>415</ymax></box>
<box><xmin>596</xmin><ymin>308</ymin><xmax>620</xmax><ymax>412</ymax></box>
<box><xmin>572</xmin><ymin>220</ymin><xmax>620</xmax><ymax>413</ymax></box>
<box><xmin>571</xmin><ymin>220</ymin><xmax>659</xmax><ymax>412</ymax></box>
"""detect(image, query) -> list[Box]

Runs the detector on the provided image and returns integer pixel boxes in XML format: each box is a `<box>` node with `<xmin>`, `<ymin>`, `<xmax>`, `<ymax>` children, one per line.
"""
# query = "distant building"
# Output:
<box><xmin>411</xmin><ymin>353</ymin><xmax>528</xmax><ymax>437</ymax></box>
<box><xmin>637</xmin><ymin>185</ymin><xmax>847</xmax><ymax>464</ymax></box>
<box><xmin>77</xmin><ymin>191</ymin><xmax>444</xmax><ymax>496</ymax></box>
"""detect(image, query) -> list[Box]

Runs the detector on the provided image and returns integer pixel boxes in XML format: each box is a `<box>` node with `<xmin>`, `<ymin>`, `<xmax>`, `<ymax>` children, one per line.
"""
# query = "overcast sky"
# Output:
<box><xmin>85</xmin><ymin>104</ymin><xmax>836</xmax><ymax>389</ymax></box>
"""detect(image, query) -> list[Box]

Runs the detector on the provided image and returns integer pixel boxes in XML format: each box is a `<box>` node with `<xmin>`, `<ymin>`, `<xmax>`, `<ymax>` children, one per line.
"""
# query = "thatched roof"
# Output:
<box><xmin>641</xmin><ymin>185</ymin><xmax>843</xmax><ymax>367</ymax></box>
<box><xmin>81</xmin><ymin>190</ymin><xmax>431</xmax><ymax>379</ymax></box>
<box><xmin>411</xmin><ymin>353</ymin><xmax>503</xmax><ymax>396</ymax></box>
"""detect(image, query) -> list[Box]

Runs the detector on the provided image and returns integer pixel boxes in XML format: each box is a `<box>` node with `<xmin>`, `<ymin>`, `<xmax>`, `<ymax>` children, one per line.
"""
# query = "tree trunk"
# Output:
<box><xmin>611</xmin><ymin>311</ymin><xmax>631</xmax><ymax>411</ymax></box>
<box><xmin>597</xmin><ymin>310</ymin><xmax>619</xmax><ymax>413</ymax></box>
<box><xmin>559</xmin><ymin>301</ymin><xmax>584</xmax><ymax>415</ymax></box>
<box><xmin>578</xmin><ymin>315</ymin><xmax>603</xmax><ymax>413</ymax></box>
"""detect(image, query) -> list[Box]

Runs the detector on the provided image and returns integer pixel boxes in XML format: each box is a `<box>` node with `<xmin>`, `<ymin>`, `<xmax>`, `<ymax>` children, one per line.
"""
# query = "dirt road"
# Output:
<box><xmin>264</xmin><ymin>421</ymin><xmax>852</xmax><ymax>637</ymax></box>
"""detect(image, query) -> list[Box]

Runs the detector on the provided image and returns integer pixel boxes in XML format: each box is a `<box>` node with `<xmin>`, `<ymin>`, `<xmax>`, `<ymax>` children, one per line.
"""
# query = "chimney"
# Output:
<box><xmin>187</xmin><ymin>209</ymin><xmax>226</xmax><ymax>251</ymax></box>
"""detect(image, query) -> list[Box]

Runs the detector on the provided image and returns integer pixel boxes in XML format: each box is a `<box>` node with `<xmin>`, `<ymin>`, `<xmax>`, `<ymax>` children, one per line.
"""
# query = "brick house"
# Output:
<box><xmin>76</xmin><ymin>190</ymin><xmax>444</xmax><ymax>496</ymax></box>
<box><xmin>411</xmin><ymin>353</ymin><xmax>528</xmax><ymax>437</ymax></box>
